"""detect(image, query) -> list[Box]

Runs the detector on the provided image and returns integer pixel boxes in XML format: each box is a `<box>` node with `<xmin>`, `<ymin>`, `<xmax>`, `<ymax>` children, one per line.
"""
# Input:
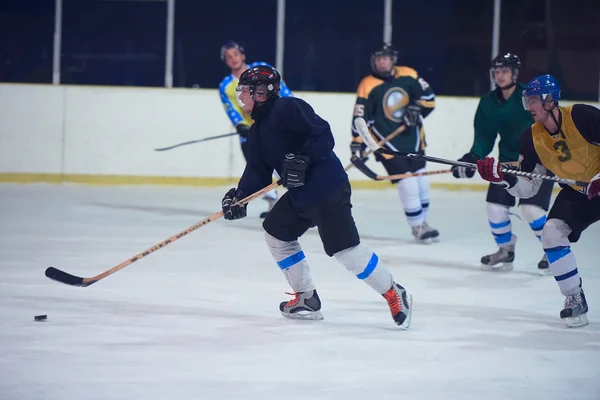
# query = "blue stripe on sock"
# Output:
<box><xmin>489</xmin><ymin>220</ymin><xmax>510</xmax><ymax>229</ymax></box>
<box><xmin>545</xmin><ymin>246</ymin><xmax>571</xmax><ymax>264</ymax></box>
<box><xmin>493</xmin><ymin>231</ymin><xmax>512</xmax><ymax>244</ymax></box>
<box><xmin>277</xmin><ymin>251</ymin><xmax>305</xmax><ymax>270</ymax></box>
<box><xmin>405</xmin><ymin>209</ymin><xmax>422</xmax><ymax>217</ymax></box>
<box><xmin>529</xmin><ymin>215</ymin><xmax>547</xmax><ymax>231</ymax></box>
<box><xmin>555</xmin><ymin>268</ymin><xmax>578</xmax><ymax>282</ymax></box>
<box><xmin>356</xmin><ymin>253</ymin><xmax>378</xmax><ymax>280</ymax></box>
<box><xmin>421</xmin><ymin>202</ymin><xmax>429</xmax><ymax>209</ymax></box>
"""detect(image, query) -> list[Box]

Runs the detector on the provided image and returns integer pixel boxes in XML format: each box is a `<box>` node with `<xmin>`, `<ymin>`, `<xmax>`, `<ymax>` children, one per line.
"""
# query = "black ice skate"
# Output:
<box><xmin>560</xmin><ymin>286</ymin><xmax>588</xmax><ymax>328</ymax></box>
<box><xmin>481</xmin><ymin>242</ymin><xmax>515</xmax><ymax>271</ymax></box>
<box><xmin>279</xmin><ymin>289</ymin><xmax>324</xmax><ymax>320</ymax></box>
<box><xmin>411</xmin><ymin>224</ymin><xmax>437</xmax><ymax>244</ymax></box>
<box><xmin>537</xmin><ymin>254</ymin><xmax>551</xmax><ymax>275</ymax></box>
<box><xmin>423</xmin><ymin>222</ymin><xmax>440</xmax><ymax>243</ymax></box>
<box><xmin>383</xmin><ymin>282</ymin><xmax>412</xmax><ymax>329</ymax></box>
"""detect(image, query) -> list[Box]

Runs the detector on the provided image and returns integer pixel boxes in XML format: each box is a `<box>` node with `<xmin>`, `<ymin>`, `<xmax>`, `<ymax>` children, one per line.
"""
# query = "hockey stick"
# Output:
<box><xmin>343</xmin><ymin>124</ymin><xmax>406</xmax><ymax>172</ymax></box>
<box><xmin>354</xmin><ymin>117</ymin><xmax>589</xmax><ymax>187</ymax></box>
<box><xmin>154</xmin><ymin>132</ymin><xmax>238</xmax><ymax>151</ymax></box>
<box><xmin>45</xmin><ymin>181</ymin><xmax>281</xmax><ymax>287</ymax></box>
<box><xmin>350</xmin><ymin>155</ymin><xmax>451</xmax><ymax>181</ymax></box>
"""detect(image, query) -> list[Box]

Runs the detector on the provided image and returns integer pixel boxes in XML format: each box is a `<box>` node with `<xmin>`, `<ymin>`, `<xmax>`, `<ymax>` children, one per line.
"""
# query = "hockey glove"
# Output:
<box><xmin>350</xmin><ymin>139</ymin><xmax>369</xmax><ymax>161</ymax></box>
<box><xmin>403</xmin><ymin>104</ymin><xmax>421</xmax><ymax>127</ymax></box>
<box><xmin>282</xmin><ymin>154</ymin><xmax>310</xmax><ymax>188</ymax></box>
<box><xmin>221</xmin><ymin>188</ymin><xmax>247</xmax><ymax>220</ymax></box>
<box><xmin>587</xmin><ymin>173</ymin><xmax>600</xmax><ymax>200</ymax></box>
<box><xmin>476</xmin><ymin>157</ymin><xmax>517</xmax><ymax>189</ymax></box>
<box><xmin>452</xmin><ymin>152</ymin><xmax>477</xmax><ymax>179</ymax></box>
<box><xmin>236</xmin><ymin>124</ymin><xmax>251</xmax><ymax>139</ymax></box>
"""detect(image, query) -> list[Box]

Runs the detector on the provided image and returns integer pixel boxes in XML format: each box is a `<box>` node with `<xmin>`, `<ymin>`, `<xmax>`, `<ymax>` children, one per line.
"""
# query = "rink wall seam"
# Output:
<box><xmin>0</xmin><ymin>83</ymin><xmax>597</xmax><ymax>191</ymax></box>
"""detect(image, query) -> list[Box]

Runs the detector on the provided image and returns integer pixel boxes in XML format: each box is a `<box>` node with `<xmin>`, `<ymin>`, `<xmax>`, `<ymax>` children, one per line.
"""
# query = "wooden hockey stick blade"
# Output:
<box><xmin>45</xmin><ymin>180</ymin><xmax>281</xmax><ymax>287</ymax></box>
<box><xmin>350</xmin><ymin>155</ymin><xmax>379</xmax><ymax>179</ymax></box>
<box><xmin>344</xmin><ymin>122</ymin><xmax>406</xmax><ymax>171</ymax></box>
<box><xmin>154</xmin><ymin>132</ymin><xmax>238</xmax><ymax>151</ymax></box>
<box><xmin>354</xmin><ymin>117</ymin><xmax>588</xmax><ymax>187</ymax></box>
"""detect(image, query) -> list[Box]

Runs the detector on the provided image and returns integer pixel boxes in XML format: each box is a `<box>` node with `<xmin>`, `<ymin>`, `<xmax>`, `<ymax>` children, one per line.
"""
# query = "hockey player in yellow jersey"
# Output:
<box><xmin>476</xmin><ymin>74</ymin><xmax>600</xmax><ymax>328</ymax></box>
<box><xmin>350</xmin><ymin>43</ymin><xmax>438</xmax><ymax>243</ymax></box>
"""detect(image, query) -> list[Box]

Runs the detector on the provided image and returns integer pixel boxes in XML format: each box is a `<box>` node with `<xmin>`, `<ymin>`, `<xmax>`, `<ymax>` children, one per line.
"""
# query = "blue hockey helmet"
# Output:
<box><xmin>220</xmin><ymin>40</ymin><xmax>245</xmax><ymax>62</ymax></box>
<box><xmin>522</xmin><ymin>74</ymin><xmax>561</xmax><ymax>109</ymax></box>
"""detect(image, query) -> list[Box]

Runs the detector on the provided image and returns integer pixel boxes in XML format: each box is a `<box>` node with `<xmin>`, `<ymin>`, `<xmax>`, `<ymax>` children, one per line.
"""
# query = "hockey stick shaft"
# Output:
<box><xmin>350</xmin><ymin>155</ymin><xmax>451</xmax><ymax>181</ymax></box>
<box><xmin>45</xmin><ymin>181</ymin><xmax>281</xmax><ymax>287</ymax></box>
<box><xmin>344</xmin><ymin>124</ymin><xmax>406</xmax><ymax>171</ymax></box>
<box><xmin>354</xmin><ymin>117</ymin><xmax>589</xmax><ymax>187</ymax></box>
<box><xmin>154</xmin><ymin>132</ymin><xmax>238</xmax><ymax>151</ymax></box>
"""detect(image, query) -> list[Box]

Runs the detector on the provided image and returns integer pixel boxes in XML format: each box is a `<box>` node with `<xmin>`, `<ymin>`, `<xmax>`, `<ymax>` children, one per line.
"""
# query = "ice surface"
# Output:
<box><xmin>0</xmin><ymin>183</ymin><xmax>599</xmax><ymax>400</ymax></box>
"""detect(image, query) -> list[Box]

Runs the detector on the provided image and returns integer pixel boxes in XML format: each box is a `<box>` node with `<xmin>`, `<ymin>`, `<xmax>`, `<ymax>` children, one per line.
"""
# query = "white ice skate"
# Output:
<box><xmin>423</xmin><ymin>222</ymin><xmax>440</xmax><ymax>243</ymax></box>
<box><xmin>412</xmin><ymin>224</ymin><xmax>436</xmax><ymax>244</ymax></box>
<box><xmin>279</xmin><ymin>289</ymin><xmax>324</xmax><ymax>320</ymax></box>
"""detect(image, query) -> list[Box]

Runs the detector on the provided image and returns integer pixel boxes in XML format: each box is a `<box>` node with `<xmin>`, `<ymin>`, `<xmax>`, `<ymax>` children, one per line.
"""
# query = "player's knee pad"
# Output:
<box><xmin>541</xmin><ymin>219</ymin><xmax>571</xmax><ymax>250</ymax></box>
<box><xmin>334</xmin><ymin>243</ymin><xmax>373</xmax><ymax>275</ymax></box>
<box><xmin>486</xmin><ymin>202</ymin><xmax>510</xmax><ymax>222</ymax></box>
<box><xmin>520</xmin><ymin>204</ymin><xmax>546</xmax><ymax>224</ymax></box>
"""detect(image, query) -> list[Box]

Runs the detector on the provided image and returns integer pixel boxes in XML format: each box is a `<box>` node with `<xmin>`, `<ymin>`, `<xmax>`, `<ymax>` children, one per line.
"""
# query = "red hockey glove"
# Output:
<box><xmin>476</xmin><ymin>157</ymin><xmax>517</xmax><ymax>189</ymax></box>
<box><xmin>587</xmin><ymin>173</ymin><xmax>600</xmax><ymax>200</ymax></box>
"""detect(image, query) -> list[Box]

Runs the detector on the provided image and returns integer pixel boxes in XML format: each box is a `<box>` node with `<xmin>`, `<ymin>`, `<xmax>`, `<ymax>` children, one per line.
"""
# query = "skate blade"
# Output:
<box><xmin>281</xmin><ymin>310</ymin><xmax>324</xmax><ymax>321</ymax></box>
<box><xmin>398</xmin><ymin>294</ymin><xmax>413</xmax><ymax>329</ymax></box>
<box><xmin>480</xmin><ymin>262</ymin><xmax>514</xmax><ymax>272</ymax></box>
<box><xmin>414</xmin><ymin>238</ymin><xmax>432</xmax><ymax>245</ymax></box>
<box><xmin>564</xmin><ymin>313</ymin><xmax>588</xmax><ymax>328</ymax></box>
<box><xmin>538</xmin><ymin>268</ymin><xmax>553</xmax><ymax>276</ymax></box>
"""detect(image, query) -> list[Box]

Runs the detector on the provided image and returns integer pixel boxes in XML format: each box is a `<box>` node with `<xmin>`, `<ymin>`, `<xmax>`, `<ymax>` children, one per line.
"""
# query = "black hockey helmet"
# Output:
<box><xmin>238</xmin><ymin>65</ymin><xmax>281</xmax><ymax>98</ymax></box>
<box><xmin>371</xmin><ymin>43</ymin><xmax>398</xmax><ymax>77</ymax></box>
<box><xmin>220</xmin><ymin>40</ymin><xmax>245</xmax><ymax>62</ymax></box>
<box><xmin>490</xmin><ymin>53</ymin><xmax>521</xmax><ymax>87</ymax></box>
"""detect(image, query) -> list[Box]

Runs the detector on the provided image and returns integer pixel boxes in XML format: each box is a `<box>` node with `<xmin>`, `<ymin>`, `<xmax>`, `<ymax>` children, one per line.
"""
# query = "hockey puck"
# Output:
<box><xmin>34</xmin><ymin>315</ymin><xmax>47</xmax><ymax>322</ymax></box>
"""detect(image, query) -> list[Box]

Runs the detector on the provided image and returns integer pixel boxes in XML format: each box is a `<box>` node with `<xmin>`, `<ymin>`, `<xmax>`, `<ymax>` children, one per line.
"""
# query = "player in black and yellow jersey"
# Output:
<box><xmin>350</xmin><ymin>43</ymin><xmax>438</xmax><ymax>244</ymax></box>
<box><xmin>476</xmin><ymin>74</ymin><xmax>600</xmax><ymax>328</ymax></box>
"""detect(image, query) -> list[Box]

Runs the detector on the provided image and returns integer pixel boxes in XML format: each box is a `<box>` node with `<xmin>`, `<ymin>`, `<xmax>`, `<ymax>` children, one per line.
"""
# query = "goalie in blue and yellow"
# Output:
<box><xmin>350</xmin><ymin>43</ymin><xmax>438</xmax><ymax>243</ymax></box>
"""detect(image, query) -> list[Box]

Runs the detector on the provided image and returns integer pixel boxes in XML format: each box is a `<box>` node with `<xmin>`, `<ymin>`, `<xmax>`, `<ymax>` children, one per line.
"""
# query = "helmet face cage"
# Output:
<box><xmin>371</xmin><ymin>43</ymin><xmax>398</xmax><ymax>76</ymax></box>
<box><xmin>490</xmin><ymin>53</ymin><xmax>521</xmax><ymax>85</ymax></box>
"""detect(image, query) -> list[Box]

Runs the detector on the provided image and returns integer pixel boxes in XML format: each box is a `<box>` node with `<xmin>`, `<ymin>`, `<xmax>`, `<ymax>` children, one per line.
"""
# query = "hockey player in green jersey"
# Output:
<box><xmin>452</xmin><ymin>53</ymin><xmax>554</xmax><ymax>273</ymax></box>
<box><xmin>350</xmin><ymin>43</ymin><xmax>439</xmax><ymax>244</ymax></box>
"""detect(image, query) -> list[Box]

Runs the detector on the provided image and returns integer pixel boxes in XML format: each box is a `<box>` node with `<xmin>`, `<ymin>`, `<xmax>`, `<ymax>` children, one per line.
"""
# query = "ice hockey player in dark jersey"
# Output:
<box><xmin>452</xmin><ymin>53</ymin><xmax>554</xmax><ymax>273</ymax></box>
<box><xmin>476</xmin><ymin>74</ymin><xmax>600</xmax><ymax>328</ymax></box>
<box><xmin>350</xmin><ymin>43</ymin><xmax>438</xmax><ymax>244</ymax></box>
<box><xmin>220</xmin><ymin>65</ymin><xmax>412</xmax><ymax>328</ymax></box>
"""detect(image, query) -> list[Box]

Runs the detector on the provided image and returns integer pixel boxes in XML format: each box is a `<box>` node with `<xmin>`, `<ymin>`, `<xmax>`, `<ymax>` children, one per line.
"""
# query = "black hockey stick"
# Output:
<box><xmin>45</xmin><ymin>181</ymin><xmax>281</xmax><ymax>287</ymax></box>
<box><xmin>354</xmin><ymin>117</ymin><xmax>589</xmax><ymax>187</ymax></box>
<box><xmin>154</xmin><ymin>132</ymin><xmax>238</xmax><ymax>151</ymax></box>
<box><xmin>350</xmin><ymin>155</ymin><xmax>451</xmax><ymax>181</ymax></box>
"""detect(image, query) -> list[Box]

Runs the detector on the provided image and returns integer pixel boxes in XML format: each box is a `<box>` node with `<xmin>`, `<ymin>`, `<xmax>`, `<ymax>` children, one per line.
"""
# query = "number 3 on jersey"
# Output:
<box><xmin>554</xmin><ymin>140</ymin><xmax>572</xmax><ymax>162</ymax></box>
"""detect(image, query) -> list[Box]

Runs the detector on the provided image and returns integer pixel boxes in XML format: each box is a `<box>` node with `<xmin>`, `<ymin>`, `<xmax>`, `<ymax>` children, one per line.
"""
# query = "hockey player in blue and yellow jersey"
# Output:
<box><xmin>351</xmin><ymin>43</ymin><xmax>438</xmax><ymax>244</ymax></box>
<box><xmin>218</xmin><ymin>41</ymin><xmax>293</xmax><ymax>217</ymax></box>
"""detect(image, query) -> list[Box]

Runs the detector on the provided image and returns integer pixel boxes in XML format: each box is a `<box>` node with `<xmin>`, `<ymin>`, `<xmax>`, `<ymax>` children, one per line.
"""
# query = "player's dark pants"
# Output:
<box><xmin>262</xmin><ymin>181</ymin><xmax>360</xmax><ymax>256</ymax></box>
<box><xmin>486</xmin><ymin>180</ymin><xmax>554</xmax><ymax>210</ymax></box>
<box><xmin>548</xmin><ymin>187</ymin><xmax>600</xmax><ymax>242</ymax></box>
<box><xmin>240</xmin><ymin>139</ymin><xmax>250</xmax><ymax>161</ymax></box>
<box><xmin>376</xmin><ymin>151</ymin><xmax>426</xmax><ymax>184</ymax></box>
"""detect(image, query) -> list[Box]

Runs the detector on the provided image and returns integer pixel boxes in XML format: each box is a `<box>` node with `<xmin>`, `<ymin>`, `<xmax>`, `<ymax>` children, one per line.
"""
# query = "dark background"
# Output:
<box><xmin>1</xmin><ymin>0</ymin><xmax>599</xmax><ymax>100</ymax></box>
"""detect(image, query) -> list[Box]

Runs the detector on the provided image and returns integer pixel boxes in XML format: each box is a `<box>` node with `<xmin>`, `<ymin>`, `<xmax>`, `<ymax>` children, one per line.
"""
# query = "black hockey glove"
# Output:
<box><xmin>221</xmin><ymin>188</ymin><xmax>247</xmax><ymax>220</ymax></box>
<box><xmin>282</xmin><ymin>154</ymin><xmax>310</xmax><ymax>188</ymax></box>
<box><xmin>350</xmin><ymin>139</ymin><xmax>369</xmax><ymax>161</ymax></box>
<box><xmin>452</xmin><ymin>152</ymin><xmax>477</xmax><ymax>179</ymax></box>
<box><xmin>403</xmin><ymin>104</ymin><xmax>421</xmax><ymax>127</ymax></box>
<box><xmin>236</xmin><ymin>124</ymin><xmax>251</xmax><ymax>139</ymax></box>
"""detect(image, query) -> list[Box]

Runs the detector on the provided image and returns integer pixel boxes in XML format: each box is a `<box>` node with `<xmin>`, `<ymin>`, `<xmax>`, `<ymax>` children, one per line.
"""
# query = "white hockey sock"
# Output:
<box><xmin>265</xmin><ymin>232</ymin><xmax>314</xmax><ymax>293</ymax></box>
<box><xmin>397</xmin><ymin>177</ymin><xmax>424</xmax><ymax>227</ymax></box>
<box><xmin>541</xmin><ymin>219</ymin><xmax>581</xmax><ymax>296</ymax></box>
<box><xmin>520</xmin><ymin>204</ymin><xmax>547</xmax><ymax>242</ymax></box>
<box><xmin>334</xmin><ymin>243</ymin><xmax>393</xmax><ymax>295</ymax></box>
<box><xmin>487</xmin><ymin>202</ymin><xmax>514</xmax><ymax>248</ymax></box>
<box><xmin>415</xmin><ymin>168</ymin><xmax>430</xmax><ymax>221</ymax></box>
